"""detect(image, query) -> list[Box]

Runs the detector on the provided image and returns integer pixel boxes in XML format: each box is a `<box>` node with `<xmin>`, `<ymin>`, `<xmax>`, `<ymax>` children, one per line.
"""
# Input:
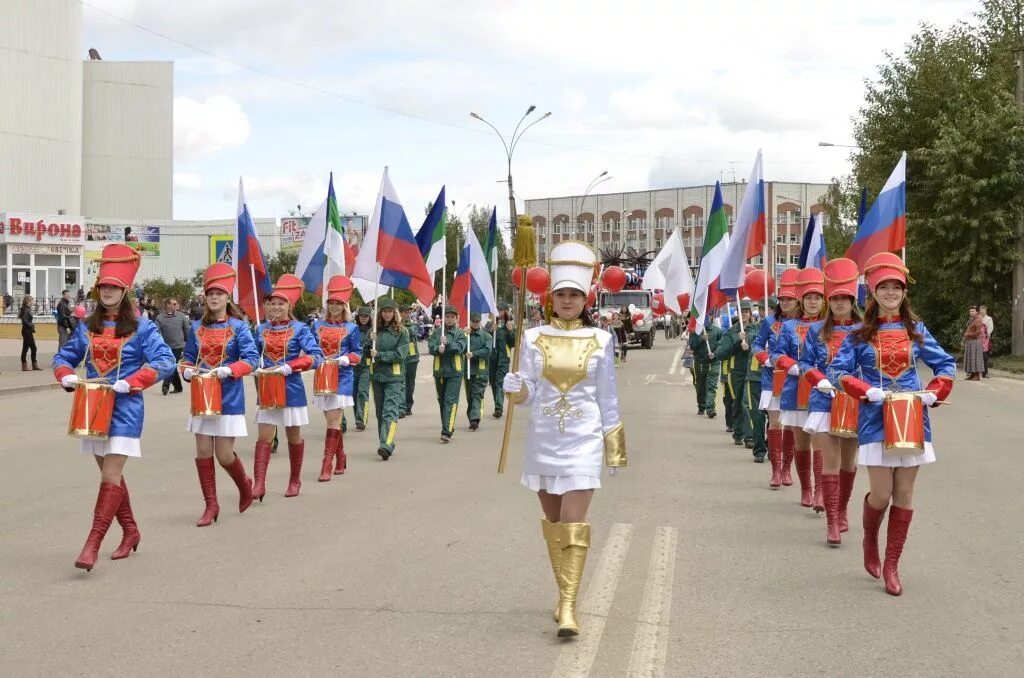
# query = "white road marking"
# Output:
<box><xmin>644</xmin><ymin>374</ymin><xmax>656</xmax><ymax>385</ymax></box>
<box><xmin>626</xmin><ymin>526</ymin><xmax>678</xmax><ymax>678</ymax></box>
<box><xmin>668</xmin><ymin>348</ymin><xmax>682</xmax><ymax>375</ymax></box>
<box><xmin>550</xmin><ymin>522</ymin><xmax>634</xmax><ymax>678</ymax></box>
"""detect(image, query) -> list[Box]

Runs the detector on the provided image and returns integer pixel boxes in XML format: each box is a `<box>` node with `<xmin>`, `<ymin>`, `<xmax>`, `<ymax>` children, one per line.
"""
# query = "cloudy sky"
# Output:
<box><xmin>82</xmin><ymin>0</ymin><xmax>978</xmax><ymax>224</ymax></box>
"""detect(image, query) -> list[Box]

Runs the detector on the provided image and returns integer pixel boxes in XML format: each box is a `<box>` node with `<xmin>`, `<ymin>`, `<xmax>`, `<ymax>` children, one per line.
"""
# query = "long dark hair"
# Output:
<box><xmin>376</xmin><ymin>308</ymin><xmax>402</xmax><ymax>334</ymax></box>
<box><xmin>87</xmin><ymin>291</ymin><xmax>138</xmax><ymax>337</ymax></box>
<box><xmin>821</xmin><ymin>295</ymin><xmax>862</xmax><ymax>343</ymax></box>
<box><xmin>851</xmin><ymin>293</ymin><xmax>923</xmax><ymax>345</ymax></box>
<box><xmin>202</xmin><ymin>299</ymin><xmax>244</xmax><ymax>325</ymax></box>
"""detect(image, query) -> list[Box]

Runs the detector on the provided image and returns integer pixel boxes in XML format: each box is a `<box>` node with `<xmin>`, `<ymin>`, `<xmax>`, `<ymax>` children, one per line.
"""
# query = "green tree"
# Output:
<box><xmin>818</xmin><ymin>176</ymin><xmax>860</xmax><ymax>258</ymax></box>
<box><xmin>847</xmin><ymin>4</ymin><xmax>1024</xmax><ymax>353</ymax></box>
<box><xmin>143</xmin><ymin>277</ymin><xmax>198</xmax><ymax>307</ymax></box>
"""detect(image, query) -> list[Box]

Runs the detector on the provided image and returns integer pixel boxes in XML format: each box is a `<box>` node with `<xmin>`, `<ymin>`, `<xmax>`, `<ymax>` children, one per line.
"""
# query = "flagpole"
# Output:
<box><xmin>372</xmin><ymin>264</ymin><xmax>379</xmax><ymax>359</ymax></box>
<box><xmin>250</xmin><ymin>264</ymin><xmax>261</xmax><ymax>325</ymax></box>
<box><xmin>466</xmin><ymin>280</ymin><xmax>472</xmax><ymax>381</ymax></box>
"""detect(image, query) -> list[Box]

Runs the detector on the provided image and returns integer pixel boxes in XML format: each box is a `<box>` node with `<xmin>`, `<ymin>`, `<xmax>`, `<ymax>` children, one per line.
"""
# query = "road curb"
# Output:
<box><xmin>0</xmin><ymin>382</ymin><xmax>60</xmax><ymax>397</ymax></box>
<box><xmin>987</xmin><ymin>368</ymin><xmax>1024</xmax><ymax>381</ymax></box>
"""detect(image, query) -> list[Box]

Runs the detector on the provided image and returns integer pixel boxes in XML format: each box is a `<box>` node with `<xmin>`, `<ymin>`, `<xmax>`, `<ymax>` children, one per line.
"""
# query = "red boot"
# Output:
<box><xmin>883</xmin><ymin>506</ymin><xmax>914</xmax><ymax>596</ymax></box>
<box><xmin>794</xmin><ymin>449</ymin><xmax>813</xmax><ymax>507</ymax></box>
<box><xmin>862</xmin><ymin>494</ymin><xmax>886</xmax><ymax>579</ymax></box>
<box><xmin>812</xmin><ymin>449</ymin><xmax>824</xmax><ymax>513</ymax></box>
<box><xmin>221</xmin><ymin>453</ymin><xmax>254</xmax><ymax>514</ymax></box>
<box><xmin>75</xmin><ymin>482</ymin><xmax>124</xmax><ymax>571</ymax></box>
<box><xmin>111</xmin><ymin>477</ymin><xmax>141</xmax><ymax>560</ymax></box>
<box><xmin>838</xmin><ymin>469</ymin><xmax>857</xmax><ymax>533</ymax></box>
<box><xmin>767</xmin><ymin>429</ymin><xmax>782</xmax><ymax>488</ymax></box>
<box><xmin>195</xmin><ymin>458</ymin><xmax>220</xmax><ymax>527</ymax></box>
<box><xmin>780</xmin><ymin>430</ymin><xmax>795</xmax><ymax>486</ymax></box>
<box><xmin>285</xmin><ymin>440</ymin><xmax>304</xmax><ymax>497</ymax></box>
<box><xmin>333</xmin><ymin>428</ymin><xmax>347</xmax><ymax>475</ymax></box>
<box><xmin>252</xmin><ymin>441</ymin><xmax>273</xmax><ymax>502</ymax></box>
<box><xmin>822</xmin><ymin>474</ymin><xmax>841</xmax><ymax>546</ymax></box>
<box><xmin>319</xmin><ymin>430</ymin><xmax>336</xmax><ymax>482</ymax></box>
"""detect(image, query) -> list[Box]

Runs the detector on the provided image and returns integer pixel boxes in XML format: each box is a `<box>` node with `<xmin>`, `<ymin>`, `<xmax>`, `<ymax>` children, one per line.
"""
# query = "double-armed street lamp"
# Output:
<box><xmin>577</xmin><ymin>170</ymin><xmax>611</xmax><ymax>237</ymax></box>
<box><xmin>470</xmin><ymin>106</ymin><xmax>552</xmax><ymax>242</ymax></box>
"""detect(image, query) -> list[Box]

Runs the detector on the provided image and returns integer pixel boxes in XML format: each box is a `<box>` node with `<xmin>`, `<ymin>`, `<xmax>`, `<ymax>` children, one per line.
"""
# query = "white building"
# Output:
<box><xmin>525</xmin><ymin>181</ymin><xmax>831</xmax><ymax>276</ymax></box>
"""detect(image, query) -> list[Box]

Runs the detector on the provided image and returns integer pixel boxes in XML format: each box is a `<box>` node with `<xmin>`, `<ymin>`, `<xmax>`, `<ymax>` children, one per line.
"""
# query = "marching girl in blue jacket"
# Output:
<box><xmin>252</xmin><ymin>274</ymin><xmax>324</xmax><ymax>500</ymax></box>
<box><xmin>771</xmin><ymin>268</ymin><xmax>826</xmax><ymax>510</ymax></box>
<box><xmin>826</xmin><ymin>252</ymin><xmax>954</xmax><ymax>596</ymax></box>
<box><xmin>797</xmin><ymin>258</ymin><xmax>862</xmax><ymax>546</ymax></box>
<box><xmin>311</xmin><ymin>275</ymin><xmax>362</xmax><ymax>481</ymax></box>
<box><xmin>53</xmin><ymin>244</ymin><xmax>175</xmax><ymax>571</ymax></box>
<box><xmin>180</xmin><ymin>263</ymin><xmax>261</xmax><ymax>527</ymax></box>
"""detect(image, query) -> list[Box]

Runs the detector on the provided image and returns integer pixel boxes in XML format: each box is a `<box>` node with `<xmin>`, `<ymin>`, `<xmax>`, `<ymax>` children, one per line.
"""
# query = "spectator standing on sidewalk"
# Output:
<box><xmin>155</xmin><ymin>298</ymin><xmax>190</xmax><ymax>394</ymax></box>
<box><xmin>979</xmin><ymin>305</ymin><xmax>994</xmax><ymax>377</ymax></box>
<box><xmin>20</xmin><ymin>296</ymin><xmax>42</xmax><ymax>370</ymax></box>
<box><xmin>961</xmin><ymin>307</ymin><xmax>985</xmax><ymax>381</ymax></box>
<box><xmin>56</xmin><ymin>290</ymin><xmax>73</xmax><ymax>347</ymax></box>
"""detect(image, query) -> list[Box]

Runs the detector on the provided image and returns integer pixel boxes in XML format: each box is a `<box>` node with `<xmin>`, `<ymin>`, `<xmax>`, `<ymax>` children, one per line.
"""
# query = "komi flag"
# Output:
<box><xmin>845</xmin><ymin>152</ymin><xmax>907</xmax><ymax>269</ymax></box>
<box><xmin>295</xmin><ymin>173</ymin><xmax>353</xmax><ymax>298</ymax></box>
<box><xmin>450</xmin><ymin>224</ymin><xmax>497</xmax><ymax>326</ymax></box>
<box><xmin>415</xmin><ymin>185</ymin><xmax>447</xmax><ymax>277</ymax></box>
<box><xmin>719</xmin><ymin>150</ymin><xmax>766</xmax><ymax>293</ymax></box>
<box><xmin>641</xmin><ymin>228</ymin><xmax>693</xmax><ymax>314</ymax></box>
<box><xmin>797</xmin><ymin>212</ymin><xmax>827</xmax><ymax>270</ymax></box>
<box><xmin>233</xmin><ymin>178</ymin><xmax>272</xmax><ymax>323</ymax></box>
<box><xmin>484</xmin><ymin>207</ymin><xmax>499</xmax><ymax>273</ymax></box>
<box><xmin>690</xmin><ymin>182</ymin><xmax>731</xmax><ymax>335</ymax></box>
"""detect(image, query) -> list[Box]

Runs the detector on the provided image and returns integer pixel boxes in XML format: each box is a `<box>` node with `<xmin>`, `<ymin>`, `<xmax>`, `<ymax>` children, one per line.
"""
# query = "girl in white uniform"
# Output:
<box><xmin>503</xmin><ymin>240</ymin><xmax>627</xmax><ymax>638</ymax></box>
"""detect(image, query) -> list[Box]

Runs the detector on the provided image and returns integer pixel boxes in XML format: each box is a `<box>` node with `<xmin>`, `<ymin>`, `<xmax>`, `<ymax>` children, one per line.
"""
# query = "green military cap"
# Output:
<box><xmin>357</xmin><ymin>306</ymin><xmax>372</xmax><ymax>316</ymax></box>
<box><xmin>498</xmin><ymin>301</ymin><xmax>511</xmax><ymax>311</ymax></box>
<box><xmin>767</xmin><ymin>296</ymin><xmax>778</xmax><ymax>307</ymax></box>
<box><xmin>444</xmin><ymin>305</ymin><xmax>459</xmax><ymax>315</ymax></box>
<box><xmin>470</xmin><ymin>312</ymin><xmax>482</xmax><ymax>322</ymax></box>
<box><xmin>740</xmin><ymin>300</ymin><xmax>752</xmax><ymax>310</ymax></box>
<box><xmin>379</xmin><ymin>298</ymin><xmax>399</xmax><ymax>310</ymax></box>
<box><xmin>400</xmin><ymin>304</ymin><xmax>414</xmax><ymax>312</ymax></box>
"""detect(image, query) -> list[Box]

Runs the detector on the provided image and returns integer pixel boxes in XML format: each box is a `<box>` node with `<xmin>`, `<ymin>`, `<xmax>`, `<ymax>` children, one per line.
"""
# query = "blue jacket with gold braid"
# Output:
<box><xmin>797</xmin><ymin>319</ymin><xmax>857</xmax><ymax>414</ymax></box>
<box><xmin>254</xmin><ymin>319</ymin><xmax>324</xmax><ymax>407</ymax></box>
<box><xmin>751</xmin><ymin>313</ymin><xmax>783</xmax><ymax>393</ymax></box>
<box><xmin>770</xmin><ymin>316</ymin><xmax>819</xmax><ymax>411</ymax></box>
<box><xmin>828</xmin><ymin>316</ymin><xmax>955</xmax><ymax>445</ymax></box>
<box><xmin>181</xmin><ymin>317</ymin><xmax>260</xmax><ymax>415</ymax></box>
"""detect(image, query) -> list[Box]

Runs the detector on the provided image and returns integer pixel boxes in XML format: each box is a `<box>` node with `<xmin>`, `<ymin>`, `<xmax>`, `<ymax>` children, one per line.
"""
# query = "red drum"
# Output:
<box><xmin>314</xmin><ymin>360</ymin><xmax>339</xmax><ymax>396</ymax></box>
<box><xmin>68</xmin><ymin>381</ymin><xmax>115</xmax><ymax>440</ymax></box>
<box><xmin>829</xmin><ymin>392</ymin><xmax>859</xmax><ymax>438</ymax></box>
<box><xmin>256</xmin><ymin>371</ymin><xmax>287</xmax><ymax>410</ymax></box>
<box><xmin>190</xmin><ymin>373</ymin><xmax>223</xmax><ymax>417</ymax></box>
<box><xmin>772</xmin><ymin>369</ymin><xmax>786</xmax><ymax>397</ymax></box>
<box><xmin>796</xmin><ymin>375</ymin><xmax>812</xmax><ymax>410</ymax></box>
<box><xmin>883</xmin><ymin>393</ymin><xmax>925</xmax><ymax>454</ymax></box>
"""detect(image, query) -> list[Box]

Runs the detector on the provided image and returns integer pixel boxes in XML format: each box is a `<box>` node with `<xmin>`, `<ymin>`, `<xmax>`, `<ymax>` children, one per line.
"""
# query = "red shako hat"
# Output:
<box><xmin>96</xmin><ymin>244</ymin><xmax>141</xmax><ymax>289</ymax></box>
<box><xmin>325</xmin><ymin>275</ymin><xmax>354</xmax><ymax>303</ymax></box>
<box><xmin>203</xmin><ymin>263</ymin><xmax>236</xmax><ymax>295</ymax></box>
<box><xmin>824</xmin><ymin>258</ymin><xmax>859</xmax><ymax>299</ymax></box>
<box><xmin>863</xmin><ymin>252</ymin><xmax>912</xmax><ymax>291</ymax></box>
<box><xmin>777</xmin><ymin>268</ymin><xmax>800</xmax><ymax>300</ymax></box>
<box><xmin>268</xmin><ymin>274</ymin><xmax>305</xmax><ymax>305</ymax></box>
<box><xmin>796</xmin><ymin>267</ymin><xmax>825</xmax><ymax>298</ymax></box>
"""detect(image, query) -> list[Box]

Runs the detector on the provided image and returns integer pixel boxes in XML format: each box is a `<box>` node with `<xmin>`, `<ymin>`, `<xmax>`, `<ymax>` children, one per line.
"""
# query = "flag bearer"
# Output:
<box><xmin>689</xmin><ymin>320</ymin><xmax>723</xmax><ymax>418</ymax></box>
<box><xmin>463</xmin><ymin>312</ymin><xmax>492</xmax><ymax>430</ymax></box>
<box><xmin>368</xmin><ymin>299</ymin><xmax>409</xmax><ymax>461</ymax></box>
<box><xmin>400</xmin><ymin>304</ymin><xmax>420</xmax><ymax>418</ymax></box>
<box><xmin>428</xmin><ymin>305</ymin><xmax>466</xmax><ymax>443</ymax></box>
<box><xmin>489</xmin><ymin>302</ymin><xmax>515</xmax><ymax>418</ymax></box>
<box><xmin>713</xmin><ymin>300</ymin><xmax>754</xmax><ymax>449</ymax></box>
<box><xmin>351</xmin><ymin>306</ymin><xmax>374</xmax><ymax>432</ymax></box>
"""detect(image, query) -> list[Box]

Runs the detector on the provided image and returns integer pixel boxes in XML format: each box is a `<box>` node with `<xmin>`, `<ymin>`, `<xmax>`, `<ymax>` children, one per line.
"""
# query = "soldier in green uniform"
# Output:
<box><xmin>351</xmin><ymin>306</ymin><xmax>374</xmax><ymax>432</ymax></box>
<box><xmin>489</xmin><ymin>302</ymin><xmax>514</xmax><ymax>418</ymax></box>
<box><xmin>369</xmin><ymin>299</ymin><xmax>409</xmax><ymax>460</ymax></box>
<box><xmin>745</xmin><ymin>297</ymin><xmax>775</xmax><ymax>463</ymax></box>
<box><xmin>721</xmin><ymin>339</ymin><xmax>735</xmax><ymax>433</ymax></box>
<box><xmin>688</xmin><ymin>319</ymin><xmax>723</xmax><ymax>418</ymax></box>
<box><xmin>427</xmin><ymin>305</ymin><xmax>467</xmax><ymax>443</ymax></box>
<box><xmin>400</xmin><ymin>304</ymin><xmax>420</xmax><ymax>418</ymax></box>
<box><xmin>463</xmin><ymin>312</ymin><xmax>492</xmax><ymax>430</ymax></box>
<box><xmin>714</xmin><ymin>301</ymin><xmax>754</xmax><ymax>448</ymax></box>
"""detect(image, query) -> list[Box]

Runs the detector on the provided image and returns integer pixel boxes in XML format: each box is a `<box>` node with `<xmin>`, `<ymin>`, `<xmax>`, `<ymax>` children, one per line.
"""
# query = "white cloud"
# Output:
<box><xmin>173</xmin><ymin>172</ymin><xmax>203</xmax><ymax>192</ymax></box>
<box><xmin>174</xmin><ymin>95</ymin><xmax>250</xmax><ymax>161</ymax></box>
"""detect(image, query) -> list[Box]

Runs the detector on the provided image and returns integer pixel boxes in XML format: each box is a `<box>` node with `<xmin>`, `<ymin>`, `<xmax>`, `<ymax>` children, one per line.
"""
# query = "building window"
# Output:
<box><xmin>789</xmin><ymin>254</ymin><xmax>800</xmax><ymax>265</ymax></box>
<box><xmin>789</xmin><ymin>233</ymin><xmax>799</xmax><ymax>244</ymax></box>
<box><xmin>776</xmin><ymin>254</ymin><xmax>786</xmax><ymax>265</ymax></box>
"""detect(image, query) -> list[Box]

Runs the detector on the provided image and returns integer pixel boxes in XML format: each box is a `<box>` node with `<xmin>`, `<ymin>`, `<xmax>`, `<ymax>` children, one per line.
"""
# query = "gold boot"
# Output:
<box><xmin>555</xmin><ymin>522</ymin><xmax>590</xmax><ymax>638</ymax></box>
<box><xmin>541</xmin><ymin>518</ymin><xmax>561</xmax><ymax>621</ymax></box>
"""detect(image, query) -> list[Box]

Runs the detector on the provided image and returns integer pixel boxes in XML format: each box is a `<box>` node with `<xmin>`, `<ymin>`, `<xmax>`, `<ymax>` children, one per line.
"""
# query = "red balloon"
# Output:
<box><xmin>676</xmin><ymin>292</ymin><xmax>691</xmax><ymax>312</ymax></box>
<box><xmin>601</xmin><ymin>266</ymin><xmax>626</xmax><ymax>293</ymax></box>
<box><xmin>631</xmin><ymin>312</ymin><xmax>644</xmax><ymax>324</ymax></box>
<box><xmin>651</xmin><ymin>292</ymin><xmax>666</xmax><ymax>314</ymax></box>
<box><xmin>742</xmin><ymin>269</ymin><xmax>776</xmax><ymax>300</ymax></box>
<box><xmin>510</xmin><ymin>266</ymin><xmax>523</xmax><ymax>289</ymax></box>
<box><xmin>744</xmin><ymin>264</ymin><xmax>757</xmax><ymax>275</ymax></box>
<box><xmin>525</xmin><ymin>266</ymin><xmax>550</xmax><ymax>295</ymax></box>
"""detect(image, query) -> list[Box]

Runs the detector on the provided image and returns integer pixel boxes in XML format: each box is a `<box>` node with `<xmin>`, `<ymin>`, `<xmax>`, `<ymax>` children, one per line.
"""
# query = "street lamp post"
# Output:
<box><xmin>470</xmin><ymin>107</ymin><xmax>552</xmax><ymax>244</ymax></box>
<box><xmin>817</xmin><ymin>141</ymin><xmax>861</xmax><ymax>148</ymax></box>
<box><xmin>577</xmin><ymin>171</ymin><xmax>610</xmax><ymax>238</ymax></box>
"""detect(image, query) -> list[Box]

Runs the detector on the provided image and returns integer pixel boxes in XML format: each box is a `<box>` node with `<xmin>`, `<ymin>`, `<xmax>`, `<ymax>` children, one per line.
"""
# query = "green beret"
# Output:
<box><xmin>740</xmin><ymin>300</ymin><xmax>752</xmax><ymax>310</ymax></box>
<box><xmin>400</xmin><ymin>304</ymin><xmax>414</xmax><ymax>312</ymax></box>
<box><xmin>444</xmin><ymin>305</ymin><xmax>458</xmax><ymax>315</ymax></box>
<box><xmin>470</xmin><ymin>312</ymin><xmax>482</xmax><ymax>322</ymax></box>
<box><xmin>379</xmin><ymin>299</ymin><xmax>398</xmax><ymax>310</ymax></box>
<box><xmin>498</xmin><ymin>301</ymin><xmax>511</xmax><ymax>311</ymax></box>
<box><xmin>357</xmin><ymin>306</ymin><xmax>372</xmax><ymax>316</ymax></box>
<box><xmin>768</xmin><ymin>297</ymin><xmax>778</xmax><ymax>307</ymax></box>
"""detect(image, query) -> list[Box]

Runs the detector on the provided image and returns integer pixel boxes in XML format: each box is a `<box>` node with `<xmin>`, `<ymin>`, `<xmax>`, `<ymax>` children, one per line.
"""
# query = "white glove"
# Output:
<box><xmin>503</xmin><ymin>372</ymin><xmax>524</xmax><ymax>394</ymax></box>
<box><xmin>112</xmin><ymin>380</ymin><xmax>131</xmax><ymax>394</ymax></box>
<box><xmin>787</xmin><ymin>364</ymin><xmax>800</xmax><ymax>376</ymax></box>
<box><xmin>214</xmin><ymin>366</ymin><xmax>233</xmax><ymax>379</ymax></box>
<box><xmin>920</xmin><ymin>392</ymin><xmax>938</xmax><ymax>407</ymax></box>
<box><xmin>816</xmin><ymin>378</ymin><xmax>835</xmax><ymax>398</ymax></box>
<box><xmin>866</xmin><ymin>387</ymin><xmax>885</xmax><ymax>403</ymax></box>
<box><xmin>337</xmin><ymin>355</ymin><xmax>351</xmax><ymax>367</ymax></box>
<box><xmin>61</xmin><ymin>374</ymin><xmax>79</xmax><ymax>389</ymax></box>
<box><xmin>182</xmin><ymin>367</ymin><xmax>197</xmax><ymax>381</ymax></box>
<box><xmin>277</xmin><ymin>364</ymin><xmax>293</xmax><ymax>376</ymax></box>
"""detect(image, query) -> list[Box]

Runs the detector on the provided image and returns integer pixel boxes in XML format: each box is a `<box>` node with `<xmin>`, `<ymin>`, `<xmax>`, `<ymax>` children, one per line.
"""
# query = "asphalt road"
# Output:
<box><xmin>1</xmin><ymin>338</ymin><xmax>1021</xmax><ymax>677</ymax></box>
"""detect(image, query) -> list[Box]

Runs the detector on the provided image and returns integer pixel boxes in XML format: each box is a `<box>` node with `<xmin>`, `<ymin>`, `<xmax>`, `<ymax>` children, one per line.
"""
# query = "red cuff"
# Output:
<box><xmin>840</xmin><ymin>375</ymin><xmax>871</xmax><ymax>399</ymax></box>
<box><xmin>346</xmin><ymin>353</ymin><xmax>361</xmax><ymax>366</ymax></box>
<box><xmin>54</xmin><ymin>365</ymin><xmax>74</xmax><ymax>383</ymax></box>
<box><xmin>775</xmin><ymin>355</ymin><xmax>797</xmax><ymax>371</ymax></box>
<box><xmin>229</xmin><ymin>361</ymin><xmax>253</xmax><ymax>379</ymax></box>
<box><xmin>125</xmin><ymin>367</ymin><xmax>159</xmax><ymax>391</ymax></box>
<box><xmin>804</xmin><ymin>368</ymin><xmax>826</xmax><ymax>386</ymax></box>
<box><xmin>287</xmin><ymin>356</ymin><xmax>313</xmax><ymax>372</ymax></box>
<box><xmin>754</xmin><ymin>351</ymin><xmax>769</xmax><ymax>365</ymax></box>
<box><xmin>926</xmin><ymin>376</ymin><xmax>953</xmax><ymax>404</ymax></box>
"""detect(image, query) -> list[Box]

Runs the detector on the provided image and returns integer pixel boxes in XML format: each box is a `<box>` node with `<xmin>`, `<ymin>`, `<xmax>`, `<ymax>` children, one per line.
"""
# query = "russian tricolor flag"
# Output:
<box><xmin>718</xmin><ymin>150</ymin><xmax>766</xmax><ymax>293</ymax></box>
<box><xmin>233</xmin><ymin>178</ymin><xmax>272</xmax><ymax>323</ymax></box>
<box><xmin>797</xmin><ymin>212</ymin><xmax>827</xmax><ymax>270</ymax></box>
<box><xmin>845</xmin><ymin>152</ymin><xmax>907</xmax><ymax>269</ymax></box>
<box><xmin>449</xmin><ymin>226</ymin><xmax>497</xmax><ymax>327</ymax></box>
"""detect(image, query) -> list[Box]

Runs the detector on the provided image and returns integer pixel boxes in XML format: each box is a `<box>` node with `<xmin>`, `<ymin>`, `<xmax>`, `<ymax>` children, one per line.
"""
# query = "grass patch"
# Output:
<box><xmin>992</xmin><ymin>355</ymin><xmax>1024</xmax><ymax>374</ymax></box>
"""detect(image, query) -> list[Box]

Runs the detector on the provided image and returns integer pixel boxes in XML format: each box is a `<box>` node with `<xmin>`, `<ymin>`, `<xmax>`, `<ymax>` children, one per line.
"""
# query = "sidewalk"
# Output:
<box><xmin>0</xmin><ymin>339</ymin><xmax>60</xmax><ymax>395</ymax></box>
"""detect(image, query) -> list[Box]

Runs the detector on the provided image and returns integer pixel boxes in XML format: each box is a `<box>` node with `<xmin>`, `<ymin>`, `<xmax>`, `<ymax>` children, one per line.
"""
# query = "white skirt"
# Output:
<box><xmin>859</xmin><ymin>442</ymin><xmax>936</xmax><ymax>468</ymax></box>
<box><xmin>759</xmin><ymin>391</ymin><xmax>781</xmax><ymax>411</ymax></box>
<box><xmin>313</xmin><ymin>394</ymin><xmax>354</xmax><ymax>412</ymax></box>
<box><xmin>780</xmin><ymin>410</ymin><xmax>809</xmax><ymax>428</ymax></box>
<box><xmin>803</xmin><ymin>411</ymin><xmax>831</xmax><ymax>435</ymax></box>
<box><xmin>520</xmin><ymin>473</ymin><xmax>601</xmax><ymax>495</ymax></box>
<box><xmin>186</xmin><ymin>414</ymin><xmax>247</xmax><ymax>437</ymax></box>
<box><xmin>255</xmin><ymin>406</ymin><xmax>309</xmax><ymax>427</ymax></box>
<box><xmin>80</xmin><ymin>436</ymin><xmax>141</xmax><ymax>458</ymax></box>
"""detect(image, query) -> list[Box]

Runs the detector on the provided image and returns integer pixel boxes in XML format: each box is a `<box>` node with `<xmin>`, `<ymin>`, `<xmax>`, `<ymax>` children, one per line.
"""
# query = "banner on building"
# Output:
<box><xmin>210</xmin><ymin>235</ymin><xmax>234</xmax><ymax>264</ymax></box>
<box><xmin>132</xmin><ymin>225</ymin><xmax>161</xmax><ymax>258</ymax></box>
<box><xmin>280</xmin><ymin>216</ymin><xmax>310</xmax><ymax>253</ymax></box>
